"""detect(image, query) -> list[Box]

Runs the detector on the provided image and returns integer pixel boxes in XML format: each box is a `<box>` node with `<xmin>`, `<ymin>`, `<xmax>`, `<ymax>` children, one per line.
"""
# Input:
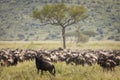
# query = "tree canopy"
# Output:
<box><xmin>33</xmin><ymin>3</ymin><xmax>88</xmax><ymax>27</ymax></box>
<box><xmin>32</xmin><ymin>3</ymin><xmax>88</xmax><ymax>49</ymax></box>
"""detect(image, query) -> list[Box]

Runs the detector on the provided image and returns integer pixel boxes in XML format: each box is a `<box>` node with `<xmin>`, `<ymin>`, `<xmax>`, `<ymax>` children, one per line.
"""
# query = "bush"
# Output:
<box><xmin>76</xmin><ymin>33</ymin><xmax>89</xmax><ymax>43</ymax></box>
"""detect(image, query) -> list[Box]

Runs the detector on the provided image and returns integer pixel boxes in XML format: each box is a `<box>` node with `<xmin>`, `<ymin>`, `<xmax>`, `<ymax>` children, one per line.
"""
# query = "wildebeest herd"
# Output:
<box><xmin>0</xmin><ymin>48</ymin><xmax>120</xmax><ymax>75</ymax></box>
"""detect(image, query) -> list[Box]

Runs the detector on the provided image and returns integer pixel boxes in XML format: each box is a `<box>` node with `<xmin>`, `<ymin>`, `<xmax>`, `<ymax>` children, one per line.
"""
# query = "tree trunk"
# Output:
<box><xmin>62</xmin><ymin>27</ymin><xmax>66</xmax><ymax>49</ymax></box>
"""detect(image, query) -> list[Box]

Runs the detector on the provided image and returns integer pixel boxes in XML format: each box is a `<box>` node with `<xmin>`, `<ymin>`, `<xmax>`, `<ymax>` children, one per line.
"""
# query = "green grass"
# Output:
<box><xmin>0</xmin><ymin>61</ymin><xmax>120</xmax><ymax>80</ymax></box>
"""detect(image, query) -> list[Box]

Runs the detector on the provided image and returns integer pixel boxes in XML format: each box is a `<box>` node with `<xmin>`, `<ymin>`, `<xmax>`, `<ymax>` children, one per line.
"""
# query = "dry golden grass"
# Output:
<box><xmin>0</xmin><ymin>40</ymin><xmax>120</xmax><ymax>50</ymax></box>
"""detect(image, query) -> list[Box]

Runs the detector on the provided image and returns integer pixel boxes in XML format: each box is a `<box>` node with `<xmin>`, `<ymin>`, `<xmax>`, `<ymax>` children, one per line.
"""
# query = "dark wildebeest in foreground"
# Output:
<box><xmin>35</xmin><ymin>55</ymin><xmax>56</xmax><ymax>76</ymax></box>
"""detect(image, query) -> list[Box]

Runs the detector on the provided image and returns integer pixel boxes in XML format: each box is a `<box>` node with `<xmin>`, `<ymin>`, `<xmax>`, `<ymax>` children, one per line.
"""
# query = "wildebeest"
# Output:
<box><xmin>97</xmin><ymin>53</ymin><xmax>117</xmax><ymax>71</ymax></box>
<box><xmin>0</xmin><ymin>48</ymin><xmax>119</xmax><ymax>72</ymax></box>
<box><xmin>35</xmin><ymin>55</ymin><xmax>56</xmax><ymax>76</ymax></box>
<box><xmin>0</xmin><ymin>56</ymin><xmax>18</xmax><ymax>66</ymax></box>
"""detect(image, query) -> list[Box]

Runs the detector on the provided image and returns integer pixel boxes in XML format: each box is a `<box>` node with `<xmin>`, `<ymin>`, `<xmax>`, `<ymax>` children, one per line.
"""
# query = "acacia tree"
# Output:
<box><xmin>32</xmin><ymin>3</ymin><xmax>88</xmax><ymax>49</ymax></box>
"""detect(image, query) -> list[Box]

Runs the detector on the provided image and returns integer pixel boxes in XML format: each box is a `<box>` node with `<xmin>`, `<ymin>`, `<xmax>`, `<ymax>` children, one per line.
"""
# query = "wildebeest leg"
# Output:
<box><xmin>109</xmin><ymin>67</ymin><xmax>112</xmax><ymax>71</ymax></box>
<box><xmin>107</xmin><ymin>67</ymin><xmax>109</xmax><ymax>71</ymax></box>
<box><xmin>111</xmin><ymin>67</ymin><xmax>115</xmax><ymax>71</ymax></box>
<box><xmin>103</xmin><ymin>68</ymin><xmax>106</xmax><ymax>72</ymax></box>
<box><xmin>49</xmin><ymin>69</ymin><xmax>53</xmax><ymax>75</ymax></box>
<box><xmin>81</xmin><ymin>62</ymin><xmax>85</xmax><ymax>66</ymax></box>
<box><xmin>41</xmin><ymin>70</ymin><xmax>43</xmax><ymax>75</ymax></box>
<box><xmin>37</xmin><ymin>69</ymin><xmax>39</xmax><ymax>74</ymax></box>
<box><xmin>49</xmin><ymin>66</ymin><xmax>56</xmax><ymax>76</ymax></box>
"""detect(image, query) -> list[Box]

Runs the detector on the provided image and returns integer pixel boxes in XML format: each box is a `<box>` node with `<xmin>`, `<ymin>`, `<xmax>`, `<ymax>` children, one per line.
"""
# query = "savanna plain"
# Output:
<box><xmin>0</xmin><ymin>41</ymin><xmax>120</xmax><ymax>80</ymax></box>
